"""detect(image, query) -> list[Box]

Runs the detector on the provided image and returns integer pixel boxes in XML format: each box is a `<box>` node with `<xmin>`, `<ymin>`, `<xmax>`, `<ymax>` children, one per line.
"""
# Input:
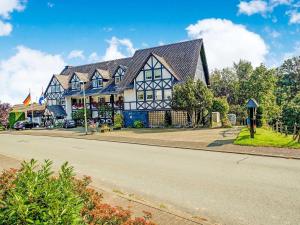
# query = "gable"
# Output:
<box><xmin>135</xmin><ymin>55</ymin><xmax>174</xmax><ymax>82</ymax></box>
<box><xmin>118</xmin><ymin>39</ymin><xmax>208</xmax><ymax>90</ymax></box>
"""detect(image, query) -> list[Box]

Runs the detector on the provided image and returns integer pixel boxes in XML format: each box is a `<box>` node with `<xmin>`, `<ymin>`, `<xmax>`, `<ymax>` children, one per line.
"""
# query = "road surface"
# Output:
<box><xmin>0</xmin><ymin>134</ymin><xmax>299</xmax><ymax>225</ymax></box>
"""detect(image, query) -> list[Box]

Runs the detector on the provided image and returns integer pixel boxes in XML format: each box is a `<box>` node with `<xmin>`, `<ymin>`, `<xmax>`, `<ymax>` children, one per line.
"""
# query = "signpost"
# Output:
<box><xmin>246</xmin><ymin>99</ymin><xmax>259</xmax><ymax>139</ymax></box>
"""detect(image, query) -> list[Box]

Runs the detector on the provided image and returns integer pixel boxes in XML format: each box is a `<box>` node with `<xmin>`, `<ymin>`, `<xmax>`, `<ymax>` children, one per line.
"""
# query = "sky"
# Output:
<box><xmin>0</xmin><ymin>0</ymin><xmax>300</xmax><ymax>104</ymax></box>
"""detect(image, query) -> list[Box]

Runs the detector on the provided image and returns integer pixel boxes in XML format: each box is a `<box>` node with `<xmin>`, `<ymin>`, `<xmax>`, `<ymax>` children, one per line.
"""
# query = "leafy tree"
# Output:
<box><xmin>247</xmin><ymin>65</ymin><xmax>280</xmax><ymax>121</ymax></box>
<box><xmin>0</xmin><ymin>101</ymin><xmax>11</xmax><ymax>129</ymax></box>
<box><xmin>276</xmin><ymin>56</ymin><xmax>300</xmax><ymax>105</ymax></box>
<box><xmin>210</xmin><ymin>68</ymin><xmax>238</xmax><ymax>105</ymax></box>
<box><xmin>282</xmin><ymin>93</ymin><xmax>300</xmax><ymax>129</ymax></box>
<box><xmin>172</xmin><ymin>79</ymin><xmax>213</xmax><ymax>127</ymax></box>
<box><xmin>212</xmin><ymin>97</ymin><xmax>230</xmax><ymax>127</ymax></box>
<box><xmin>234</xmin><ymin>60</ymin><xmax>253</xmax><ymax>105</ymax></box>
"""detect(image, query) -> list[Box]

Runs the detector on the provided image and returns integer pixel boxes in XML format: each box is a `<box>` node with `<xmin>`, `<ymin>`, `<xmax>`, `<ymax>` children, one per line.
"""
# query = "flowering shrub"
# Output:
<box><xmin>0</xmin><ymin>160</ymin><xmax>155</xmax><ymax>225</ymax></box>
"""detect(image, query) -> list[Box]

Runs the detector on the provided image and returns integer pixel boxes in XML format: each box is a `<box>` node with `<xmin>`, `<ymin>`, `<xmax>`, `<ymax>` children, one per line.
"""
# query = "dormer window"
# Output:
<box><xmin>91</xmin><ymin>71</ymin><xmax>103</xmax><ymax>89</ymax></box>
<box><xmin>114</xmin><ymin>67</ymin><xmax>126</xmax><ymax>84</ymax></box>
<box><xmin>70</xmin><ymin>74</ymin><xmax>81</xmax><ymax>90</ymax></box>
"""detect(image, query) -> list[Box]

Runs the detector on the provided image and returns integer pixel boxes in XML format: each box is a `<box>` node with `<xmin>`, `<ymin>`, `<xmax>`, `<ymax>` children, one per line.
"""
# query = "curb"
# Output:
<box><xmin>1</xmin><ymin>131</ymin><xmax>300</xmax><ymax>160</ymax></box>
<box><xmin>90</xmin><ymin>184</ymin><xmax>210</xmax><ymax>225</ymax></box>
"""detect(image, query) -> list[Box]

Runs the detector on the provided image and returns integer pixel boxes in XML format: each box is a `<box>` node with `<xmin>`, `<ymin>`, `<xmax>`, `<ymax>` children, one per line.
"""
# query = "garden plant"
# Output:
<box><xmin>0</xmin><ymin>159</ymin><xmax>155</xmax><ymax>225</ymax></box>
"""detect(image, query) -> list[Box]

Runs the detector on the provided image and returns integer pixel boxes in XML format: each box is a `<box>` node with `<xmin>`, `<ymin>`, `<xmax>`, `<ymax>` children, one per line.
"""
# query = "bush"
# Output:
<box><xmin>114</xmin><ymin>113</ymin><xmax>123</xmax><ymax>129</ymax></box>
<box><xmin>256</xmin><ymin>106</ymin><xmax>265</xmax><ymax>128</ymax></box>
<box><xmin>0</xmin><ymin>160</ymin><xmax>155</xmax><ymax>225</ymax></box>
<box><xmin>212</xmin><ymin>97</ymin><xmax>230</xmax><ymax>127</ymax></box>
<box><xmin>133</xmin><ymin>120</ymin><xmax>144</xmax><ymax>128</ymax></box>
<box><xmin>72</xmin><ymin>109</ymin><xmax>91</xmax><ymax>121</ymax></box>
<box><xmin>0</xmin><ymin>160</ymin><xmax>84</xmax><ymax>224</ymax></box>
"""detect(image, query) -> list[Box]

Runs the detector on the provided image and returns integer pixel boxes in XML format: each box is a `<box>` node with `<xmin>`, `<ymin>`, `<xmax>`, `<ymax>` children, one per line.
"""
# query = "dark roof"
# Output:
<box><xmin>55</xmin><ymin>39</ymin><xmax>209</xmax><ymax>96</ymax></box>
<box><xmin>246</xmin><ymin>98</ymin><xmax>259</xmax><ymax>108</ymax></box>
<box><xmin>46</xmin><ymin>105</ymin><xmax>67</xmax><ymax>117</ymax></box>
<box><xmin>118</xmin><ymin>39</ymin><xmax>208</xmax><ymax>90</ymax></box>
<box><xmin>60</xmin><ymin>58</ymin><xmax>132</xmax><ymax>78</ymax></box>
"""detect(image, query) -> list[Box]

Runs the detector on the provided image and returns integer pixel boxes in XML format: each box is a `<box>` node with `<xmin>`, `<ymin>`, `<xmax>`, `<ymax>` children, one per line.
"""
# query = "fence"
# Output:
<box><xmin>272</xmin><ymin>121</ymin><xmax>300</xmax><ymax>143</ymax></box>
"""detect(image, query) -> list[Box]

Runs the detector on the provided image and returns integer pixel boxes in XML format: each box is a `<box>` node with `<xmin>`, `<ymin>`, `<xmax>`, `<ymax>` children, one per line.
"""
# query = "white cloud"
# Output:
<box><xmin>102</xmin><ymin>36</ymin><xmax>135</xmax><ymax>61</ymax></box>
<box><xmin>103</xmin><ymin>27</ymin><xmax>113</xmax><ymax>32</ymax></box>
<box><xmin>0</xmin><ymin>0</ymin><xmax>26</xmax><ymax>19</ymax></box>
<box><xmin>186</xmin><ymin>18</ymin><xmax>268</xmax><ymax>70</ymax></box>
<box><xmin>0</xmin><ymin>46</ymin><xmax>65</xmax><ymax>104</ymax></box>
<box><xmin>270</xmin><ymin>0</ymin><xmax>292</xmax><ymax>7</ymax></box>
<box><xmin>238</xmin><ymin>0</ymin><xmax>292</xmax><ymax>16</ymax></box>
<box><xmin>0</xmin><ymin>20</ymin><xmax>12</xmax><ymax>36</ymax></box>
<box><xmin>238</xmin><ymin>0</ymin><xmax>268</xmax><ymax>16</ymax></box>
<box><xmin>283</xmin><ymin>41</ymin><xmax>300</xmax><ymax>59</ymax></box>
<box><xmin>47</xmin><ymin>2</ymin><xmax>55</xmax><ymax>8</ymax></box>
<box><xmin>88</xmin><ymin>52</ymin><xmax>100</xmax><ymax>62</ymax></box>
<box><xmin>288</xmin><ymin>10</ymin><xmax>300</xmax><ymax>23</ymax></box>
<box><xmin>67</xmin><ymin>50</ymin><xmax>85</xmax><ymax>60</ymax></box>
<box><xmin>264</xmin><ymin>26</ymin><xmax>281</xmax><ymax>38</ymax></box>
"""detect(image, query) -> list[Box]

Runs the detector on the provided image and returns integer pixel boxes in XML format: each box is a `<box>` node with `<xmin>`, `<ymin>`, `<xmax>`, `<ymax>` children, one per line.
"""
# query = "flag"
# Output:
<box><xmin>39</xmin><ymin>92</ymin><xmax>45</xmax><ymax>105</ymax></box>
<box><xmin>23</xmin><ymin>93</ymin><xmax>31</xmax><ymax>106</ymax></box>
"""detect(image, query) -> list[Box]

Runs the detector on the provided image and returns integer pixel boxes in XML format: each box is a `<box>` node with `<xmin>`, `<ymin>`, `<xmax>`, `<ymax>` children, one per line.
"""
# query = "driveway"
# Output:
<box><xmin>0</xmin><ymin>134</ymin><xmax>300</xmax><ymax>225</ymax></box>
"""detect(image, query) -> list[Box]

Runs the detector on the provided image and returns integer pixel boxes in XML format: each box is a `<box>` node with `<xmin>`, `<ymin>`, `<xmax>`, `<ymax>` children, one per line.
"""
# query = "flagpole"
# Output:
<box><xmin>31</xmin><ymin>89</ymin><xmax>34</xmax><ymax>124</ymax></box>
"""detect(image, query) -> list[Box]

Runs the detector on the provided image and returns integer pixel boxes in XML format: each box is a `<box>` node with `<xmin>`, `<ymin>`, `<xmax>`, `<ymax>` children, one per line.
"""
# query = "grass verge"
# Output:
<box><xmin>234</xmin><ymin>127</ymin><xmax>300</xmax><ymax>149</ymax></box>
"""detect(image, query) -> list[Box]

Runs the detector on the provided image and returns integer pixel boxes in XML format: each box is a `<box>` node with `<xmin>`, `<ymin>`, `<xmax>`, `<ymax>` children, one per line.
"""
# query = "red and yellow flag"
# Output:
<box><xmin>23</xmin><ymin>93</ymin><xmax>31</xmax><ymax>106</ymax></box>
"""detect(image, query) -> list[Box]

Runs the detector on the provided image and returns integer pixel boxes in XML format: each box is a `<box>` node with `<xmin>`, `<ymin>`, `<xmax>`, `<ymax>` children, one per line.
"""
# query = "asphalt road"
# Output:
<box><xmin>0</xmin><ymin>134</ymin><xmax>299</xmax><ymax>225</ymax></box>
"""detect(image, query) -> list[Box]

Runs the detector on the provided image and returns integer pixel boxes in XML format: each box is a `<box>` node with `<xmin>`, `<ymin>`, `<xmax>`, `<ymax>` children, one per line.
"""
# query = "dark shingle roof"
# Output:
<box><xmin>57</xmin><ymin>39</ymin><xmax>208</xmax><ymax>96</ymax></box>
<box><xmin>60</xmin><ymin>58</ymin><xmax>132</xmax><ymax>78</ymax></box>
<box><xmin>118</xmin><ymin>39</ymin><xmax>207</xmax><ymax>90</ymax></box>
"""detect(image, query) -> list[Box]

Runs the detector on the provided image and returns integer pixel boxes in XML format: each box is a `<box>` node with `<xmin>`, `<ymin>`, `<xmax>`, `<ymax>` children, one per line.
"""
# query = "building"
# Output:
<box><xmin>10</xmin><ymin>103</ymin><xmax>46</xmax><ymax>125</ymax></box>
<box><xmin>44</xmin><ymin>39</ymin><xmax>210</xmax><ymax>127</ymax></box>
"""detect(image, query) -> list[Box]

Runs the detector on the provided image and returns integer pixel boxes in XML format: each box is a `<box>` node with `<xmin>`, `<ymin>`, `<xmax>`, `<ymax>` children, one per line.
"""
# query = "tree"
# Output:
<box><xmin>0</xmin><ymin>101</ymin><xmax>11</xmax><ymax>129</ymax></box>
<box><xmin>247</xmin><ymin>65</ymin><xmax>280</xmax><ymax>122</ymax></box>
<box><xmin>210</xmin><ymin>68</ymin><xmax>238</xmax><ymax>105</ymax></box>
<box><xmin>282</xmin><ymin>93</ymin><xmax>300</xmax><ymax>129</ymax></box>
<box><xmin>212</xmin><ymin>97</ymin><xmax>230</xmax><ymax>127</ymax></box>
<box><xmin>276</xmin><ymin>56</ymin><xmax>300</xmax><ymax>106</ymax></box>
<box><xmin>172</xmin><ymin>79</ymin><xmax>213</xmax><ymax>127</ymax></box>
<box><xmin>234</xmin><ymin>60</ymin><xmax>253</xmax><ymax>105</ymax></box>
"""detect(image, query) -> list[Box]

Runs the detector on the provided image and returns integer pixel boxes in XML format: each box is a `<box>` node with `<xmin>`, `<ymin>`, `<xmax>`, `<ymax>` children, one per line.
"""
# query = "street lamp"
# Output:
<box><xmin>80</xmin><ymin>80</ymin><xmax>88</xmax><ymax>135</ymax></box>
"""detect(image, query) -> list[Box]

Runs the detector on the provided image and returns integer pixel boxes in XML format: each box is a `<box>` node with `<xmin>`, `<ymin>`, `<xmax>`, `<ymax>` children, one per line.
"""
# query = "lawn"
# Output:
<box><xmin>234</xmin><ymin>127</ymin><xmax>300</xmax><ymax>149</ymax></box>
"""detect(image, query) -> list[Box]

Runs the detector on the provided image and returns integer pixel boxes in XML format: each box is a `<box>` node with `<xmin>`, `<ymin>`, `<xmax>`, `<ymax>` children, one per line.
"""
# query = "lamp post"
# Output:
<box><xmin>80</xmin><ymin>80</ymin><xmax>88</xmax><ymax>135</ymax></box>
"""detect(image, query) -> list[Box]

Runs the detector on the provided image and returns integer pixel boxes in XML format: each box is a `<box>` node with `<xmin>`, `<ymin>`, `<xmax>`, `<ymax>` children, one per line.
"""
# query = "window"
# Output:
<box><xmin>146</xmin><ymin>91</ymin><xmax>153</xmax><ymax>100</ymax></box>
<box><xmin>114</xmin><ymin>67</ymin><xmax>126</xmax><ymax>84</ymax></box>
<box><xmin>71</xmin><ymin>75</ymin><xmax>80</xmax><ymax>90</ymax></box>
<box><xmin>145</xmin><ymin>70</ymin><xmax>152</xmax><ymax>80</ymax></box>
<box><xmin>115</xmin><ymin>76</ymin><xmax>121</xmax><ymax>84</ymax></box>
<box><xmin>164</xmin><ymin>89</ymin><xmax>172</xmax><ymax>100</ymax></box>
<box><xmin>155</xmin><ymin>90</ymin><xmax>162</xmax><ymax>100</ymax></box>
<box><xmin>92</xmin><ymin>72</ymin><xmax>103</xmax><ymax>88</ymax></box>
<box><xmin>154</xmin><ymin>69</ymin><xmax>162</xmax><ymax>79</ymax></box>
<box><xmin>137</xmin><ymin>91</ymin><xmax>144</xmax><ymax>101</ymax></box>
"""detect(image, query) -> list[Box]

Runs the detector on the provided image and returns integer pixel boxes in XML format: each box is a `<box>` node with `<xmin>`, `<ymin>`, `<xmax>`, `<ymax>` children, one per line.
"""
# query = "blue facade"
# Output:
<box><xmin>123</xmin><ymin>111</ymin><xmax>149</xmax><ymax>128</ymax></box>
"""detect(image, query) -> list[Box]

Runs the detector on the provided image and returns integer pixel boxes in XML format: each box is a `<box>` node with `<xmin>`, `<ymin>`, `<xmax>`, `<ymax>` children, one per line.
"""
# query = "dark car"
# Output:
<box><xmin>14</xmin><ymin>121</ymin><xmax>37</xmax><ymax>130</ymax></box>
<box><xmin>63</xmin><ymin>120</ymin><xmax>76</xmax><ymax>128</ymax></box>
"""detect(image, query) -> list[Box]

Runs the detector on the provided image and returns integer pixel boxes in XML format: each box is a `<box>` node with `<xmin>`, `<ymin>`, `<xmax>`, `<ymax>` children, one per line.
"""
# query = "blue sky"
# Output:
<box><xmin>0</xmin><ymin>0</ymin><xmax>300</xmax><ymax>103</ymax></box>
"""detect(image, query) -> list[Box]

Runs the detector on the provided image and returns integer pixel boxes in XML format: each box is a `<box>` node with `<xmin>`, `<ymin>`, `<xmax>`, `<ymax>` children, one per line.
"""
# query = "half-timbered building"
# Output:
<box><xmin>44</xmin><ymin>39</ymin><xmax>210</xmax><ymax>127</ymax></box>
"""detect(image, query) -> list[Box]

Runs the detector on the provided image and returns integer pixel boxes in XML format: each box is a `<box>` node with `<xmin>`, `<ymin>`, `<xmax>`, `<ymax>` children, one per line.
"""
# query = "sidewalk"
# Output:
<box><xmin>0</xmin><ymin>154</ymin><xmax>214</xmax><ymax>225</ymax></box>
<box><xmin>2</xmin><ymin>128</ymin><xmax>300</xmax><ymax>159</ymax></box>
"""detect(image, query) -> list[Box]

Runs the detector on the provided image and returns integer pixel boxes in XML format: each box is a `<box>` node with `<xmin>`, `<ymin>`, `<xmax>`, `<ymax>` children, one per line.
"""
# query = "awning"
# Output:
<box><xmin>46</xmin><ymin>105</ymin><xmax>67</xmax><ymax>118</ymax></box>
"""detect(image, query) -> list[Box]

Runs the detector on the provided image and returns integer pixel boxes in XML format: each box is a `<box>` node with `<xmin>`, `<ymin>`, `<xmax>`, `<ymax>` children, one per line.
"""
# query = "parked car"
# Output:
<box><xmin>13</xmin><ymin>121</ymin><xmax>38</xmax><ymax>130</ymax></box>
<box><xmin>63</xmin><ymin>120</ymin><xmax>76</xmax><ymax>128</ymax></box>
